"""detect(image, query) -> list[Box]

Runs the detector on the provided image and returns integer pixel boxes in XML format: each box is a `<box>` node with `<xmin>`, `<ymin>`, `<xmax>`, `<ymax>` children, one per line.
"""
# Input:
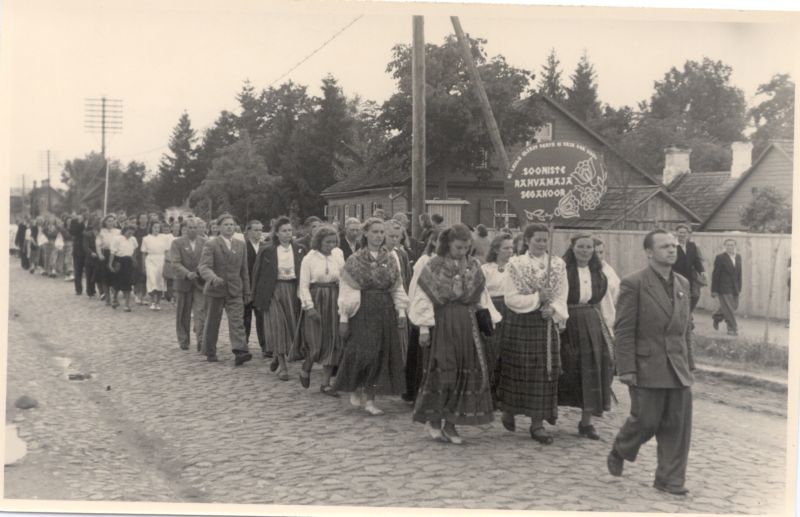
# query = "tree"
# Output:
<box><xmin>61</xmin><ymin>153</ymin><xmax>155</xmax><ymax>214</ymax></box>
<box><xmin>380</xmin><ymin>34</ymin><xmax>541</xmax><ymax>196</ymax></box>
<box><xmin>749</xmin><ymin>73</ymin><xmax>795</xmax><ymax>158</ymax></box>
<box><xmin>154</xmin><ymin>112</ymin><xmax>198</xmax><ymax>208</ymax></box>
<box><xmin>107</xmin><ymin>161</ymin><xmax>157</xmax><ymax>215</ymax></box>
<box><xmin>565</xmin><ymin>50</ymin><xmax>601</xmax><ymax>122</ymax></box>
<box><xmin>740</xmin><ymin>185</ymin><xmax>791</xmax><ymax>233</ymax></box>
<box><xmin>61</xmin><ymin>152</ymin><xmax>108</xmax><ymax>211</ymax></box>
<box><xmin>194</xmin><ymin>110</ymin><xmax>239</xmax><ymax>187</ymax></box>
<box><xmin>590</xmin><ymin>104</ymin><xmax>635</xmax><ymax>145</ymax></box>
<box><xmin>536</xmin><ymin>48</ymin><xmax>566</xmax><ymax>102</ymax></box>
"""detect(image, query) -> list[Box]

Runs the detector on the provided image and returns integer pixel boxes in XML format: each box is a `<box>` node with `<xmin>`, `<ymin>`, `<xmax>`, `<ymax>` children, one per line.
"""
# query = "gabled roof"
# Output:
<box><xmin>698</xmin><ymin>140</ymin><xmax>795</xmax><ymax>230</ymax></box>
<box><xmin>322</xmin><ymin>167</ymin><xmax>410</xmax><ymax>195</ymax></box>
<box><xmin>667</xmin><ymin>171</ymin><xmax>739</xmax><ymax>223</ymax></box>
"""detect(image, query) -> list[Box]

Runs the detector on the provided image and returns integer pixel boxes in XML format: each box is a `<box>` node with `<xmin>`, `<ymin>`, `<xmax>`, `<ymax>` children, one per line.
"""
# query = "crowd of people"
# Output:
<box><xmin>14</xmin><ymin>208</ymin><xmax>727</xmax><ymax>496</ymax></box>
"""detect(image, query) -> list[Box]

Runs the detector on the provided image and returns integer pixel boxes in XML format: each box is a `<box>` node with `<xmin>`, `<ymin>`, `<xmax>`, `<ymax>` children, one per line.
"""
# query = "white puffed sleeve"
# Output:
<box><xmin>503</xmin><ymin>261</ymin><xmax>541</xmax><ymax>314</ymax></box>
<box><xmin>407</xmin><ymin>255</ymin><xmax>430</xmax><ymax>303</ymax></box>
<box><xmin>408</xmin><ymin>283</ymin><xmax>435</xmax><ymax>332</ymax></box>
<box><xmin>337</xmin><ymin>270</ymin><xmax>361</xmax><ymax>323</ymax></box>
<box><xmin>391</xmin><ymin>271</ymin><xmax>409</xmax><ymax>318</ymax></box>
<box><xmin>550</xmin><ymin>258</ymin><xmax>569</xmax><ymax>326</ymax></box>
<box><xmin>600</xmin><ymin>262</ymin><xmax>620</xmax><ymax>336</ymax></box>
<box><xmin>478</xmin><ymin>286</ymin><xmax>502</xmax><ymax>325</ymax></box>
<box><xmin>298</xmin><ymin>253</ymin><xmax>314</xmax><ymax>310</ymax></box>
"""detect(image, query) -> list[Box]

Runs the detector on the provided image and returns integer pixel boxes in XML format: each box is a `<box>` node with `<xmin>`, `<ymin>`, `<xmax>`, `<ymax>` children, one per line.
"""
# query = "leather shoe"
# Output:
<box><xmin>578</xmin><ymin>423</ymin><xmax>600</xmax><ymax>440</ymax></box>
<box><xmin>529</xmin><ymin>426</ymin><xmax>553</xmax><ymax>445</ymax></box>
<box><xmin>654</xmin><ymin>482</ymin><xmax>689</xmax><ymax>496</ymax></box>
<box><xmin>607</xmin><ymin>449</ymin><xmax>624</xmax><ymax>477</ymax></box>
<box><xmin>270</xmin><ymin>358</ymin><xmax>279</xmax><ymax>372</ymax></box>
<box><xmin>501</xmin><ymin>413</ymin><xmax>516</xmax><ymax>432</ymax></box>
<box><xmin>712</xmin><ymin>319</ymin><xmax>719</xmax><ymax>331</ymax></box>
<box><xmin>234</xmin><ymin>352</ymin><xmax>253</xmax><ymax>366</ymax></box>
<box><xmin>299</xmin><ymin>372</ymin><xmax>310</xmax><ymax>389</ymax></box>
<box><xmin>207</xmin><ymin>355</ymin><xmax>219</xmax><ymax>363</ymax></box>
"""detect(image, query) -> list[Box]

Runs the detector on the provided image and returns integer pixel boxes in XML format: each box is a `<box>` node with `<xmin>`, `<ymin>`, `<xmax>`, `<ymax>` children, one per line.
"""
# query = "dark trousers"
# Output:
<box><xmin>613</xmin><ymin>386</ymin><xmax>692</xmax><ymax>490</ymax></box>
<box><xmin>176</xmin><ymin>286</ymin><xmax>206</xmax><ymax>351</ymax></box>
<box><xmin>84</xmin><ymin>257</ymin><xmax>98</xmax><ymax>296</ymax></box>
<box><xmin>404</xmin><ymin>326</ymin><xmax>423</xmax><ymax>399</ymax></box>
<box><xmin>712</xmin><ymin>293</ymin><xmax>739</xmax><ymax>332</ymax></box>
<box><xmin>203</xmin><ymin>295</ymin><xmax>248</xmax><ymax>358</ymax></box>
<box><xmin>244</xmin><ymin>302</ymin><xmax>267</xmax><ymax>352</ymax></box>
<box><xmin>73</xmin><ymin>254</ymin><xmax>85</xmax><ymax>294</ymax></box>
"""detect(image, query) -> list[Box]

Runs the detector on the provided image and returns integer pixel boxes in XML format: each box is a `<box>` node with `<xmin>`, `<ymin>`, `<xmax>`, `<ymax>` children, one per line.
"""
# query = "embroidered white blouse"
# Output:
<box><xmin>600</xmin><ymin>260</ymin><xmax>620</xmax><ymax>335</ymax></box>
<box><xmin>577</xmin><ymin>266</ymin><xmax>592</xmax><ymax>304</ymax></box>
<box><xmin>504</xmin><ymin>252</ymin><xmax>569</xmax><ymax>326</ymax></box>
<box><xmin>338</xmin><ymin>250</ymin><xmax>409</xmax><ymax>323</ymax></box>
<box><xmin>298</xmin><ymin>248</ymin><xmax>345</xmax><ymax>310</ymax></box>
<box><xmin>277</xmin><ymin>244</ymin><xmax>296</xmax><ymax>280</ymax></box>
<box><xmin>481</xmin><ymin>262</ymin><xmax>510</xmax><ymax>298</ymax></box>
<box><xmin>110</xmin><ymin>235</ymin><xmax>138</xmax><ymax>257</ymax></box>
<box><xmin>407</xmin><ymin>254</ymin><xmax>432</xmax><ymax>304</ymax></box>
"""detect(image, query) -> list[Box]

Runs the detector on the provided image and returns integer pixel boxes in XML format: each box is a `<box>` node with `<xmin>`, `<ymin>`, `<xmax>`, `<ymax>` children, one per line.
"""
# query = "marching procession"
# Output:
<box><xmin>12</xmin><ymin>208</ymin><xmax>697</xmax><ymax>496</ymax></box>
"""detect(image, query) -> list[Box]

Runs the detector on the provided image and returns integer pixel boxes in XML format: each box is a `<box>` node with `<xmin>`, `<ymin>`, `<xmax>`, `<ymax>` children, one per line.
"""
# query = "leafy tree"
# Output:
<box><xmin>154</xmin><ymin>112</ymin><xmax>198</xmax><ymax>208</ymax></box>
<box><xmin>536</xmin><ymin>48</ymin><xmax>566</xmax><ymax>102</ymax></box>
<box><xmin>740</xmin><ymin>185</ymin><xmax>791</xmax><ymax>233</ymax></box>
<box><xmin>61</xmin><ymin>152</ymin><xmax>108</xmax><ymax>211</ymax></box>
<box><xmin>590</xmin><ymin>104</ymin><xmax>635</xmax><ymax>144</ymax></box>
<box><xmin>61</xmin><ymin>153</ymin><xmax>155</xmax><ymax>214</ymax></box>
<box><xmin>194</xmin><ymin>110</ymin><xmax>239</xmax><ymax>186</ymax></box>
<box><xmin>335</xmin><ymin>98</ymin><xmax>403</xmax><ymax>181</ymax></box>
<box><xmin>107</xmin><ymin>161</ymin><xmax>157</xmax><ymax>215</ymax></box>
<box><xmin>749</xmin><ymin>73</ymin><xmax>795</xmax><ymax>158</ymax></box>
<box><xmin>380</xmin><ymin>34</ymin><xmax>541</xmax><ymax>196</ymax></box>
<box><xmin>565</xmin><ymin>50</ymin><xmax>601</xmax><ymax>122</ymax></box>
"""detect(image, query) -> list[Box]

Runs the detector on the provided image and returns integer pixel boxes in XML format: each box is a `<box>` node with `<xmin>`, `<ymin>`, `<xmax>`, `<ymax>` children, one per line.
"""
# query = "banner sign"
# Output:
<box><xmin>505</xmin><ymin>141</ymin><xmax>607</xmax><ymax>222</ymax></box>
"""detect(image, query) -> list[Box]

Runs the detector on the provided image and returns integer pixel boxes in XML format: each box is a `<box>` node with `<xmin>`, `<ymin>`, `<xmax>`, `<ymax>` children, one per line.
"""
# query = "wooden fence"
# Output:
<box><xmin>488</xmin><ymin>228</ymin><xmax>792</xmax><ymax>320</ymax></box>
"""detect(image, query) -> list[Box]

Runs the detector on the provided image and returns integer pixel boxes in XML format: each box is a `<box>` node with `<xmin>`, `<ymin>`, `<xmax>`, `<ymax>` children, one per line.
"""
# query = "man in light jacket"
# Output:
<box><xmin>171</xmin><ymin>217</ymin><xmax>208</xmax><ymax>352</ymax></box>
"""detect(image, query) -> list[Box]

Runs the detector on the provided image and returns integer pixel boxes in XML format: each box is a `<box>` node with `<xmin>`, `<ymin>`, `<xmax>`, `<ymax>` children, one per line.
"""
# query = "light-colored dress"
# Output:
<box><xmin>142</xmin><ymin>234</ymin><xmax>169</xmax><ymax>292</ymax></box>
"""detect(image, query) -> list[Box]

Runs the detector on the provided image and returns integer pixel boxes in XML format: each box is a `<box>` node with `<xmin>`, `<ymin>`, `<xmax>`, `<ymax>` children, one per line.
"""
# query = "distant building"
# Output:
<box><xmin>321</xmin><ymin>95</ymin><xmax>699</xmax><ymax>230</ymax></box>
<box><xmin>29</xmin><ymin>180</ymin><xmax>66</xmax><ymax>217</ymax></box>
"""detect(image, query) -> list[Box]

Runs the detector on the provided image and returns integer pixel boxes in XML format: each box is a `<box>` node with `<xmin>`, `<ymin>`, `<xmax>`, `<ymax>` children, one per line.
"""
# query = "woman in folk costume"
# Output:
<box><xmin>481</xmin><ymin>232</ymin><xmax>514</xmax><ymax>406</ymax></box>
<box><xmin>295</xmin><ymin>225</ymin><xmax>344</xmax><ymax>395</ymax></box>
<box><xmin>410</xmin><ymin>224</ymin><xmax>501</xmax><ymax>444</ymax></box>
<box><xmin>557</xmin><ymin>234</ymin><xmax>615</xmax><ymax>440</ymax></box>
<box><xmin>402</xmin><ymin>229</ymin><xmax>442</xmax><ymax>404</ymax></box>
<box><xmin>335</xmin><ymin>217</ymin><xmax>408</xmax><ymax>416</ymax></box>
<box><xmin>252</xmin><ymin>216</ymin><xmax>305</xmax><ymax>381</ymax></box>
<box><xmin>497</xmin><ymin>223</ymin><xmax>568</xmax><ymax>444</ymax></box>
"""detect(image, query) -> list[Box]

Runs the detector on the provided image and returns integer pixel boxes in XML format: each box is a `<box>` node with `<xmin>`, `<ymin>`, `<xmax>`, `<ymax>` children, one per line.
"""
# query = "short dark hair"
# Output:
<box><xmin>216</xmin><ymin>213</ymin><xmax>236</xmax><ymax>226</ymax></box>
<box><xmin>359</xmin><ymin>217</ymin><xmax>386</xmax><ymax>248</ymax></box>
<box><xmin>311</xmin><ymin>225</ymin><xmax>339</xmax><ymax>251</ymax></box>
<box><xmin>486</xmin><ymin>233</ymin><xmax>513</xmax><ymax>263</ymax></box>
<box><xmin>431</xmin><ymin>213</ymin><xmax>444</xmax><ymax>225</ymax></box>
<box><xmin>436</xmin><ymin>223</ymin><xmax>473</xmax><ymax>257</ymax></box>
<box><xmin>304</xmin><ymin>216</ymin><xmax>322</xmax><ymax>227</ymax></box>
<box><xmin>475</xmin><ymin>224</ymin><xmax>488</xmax><ymax>238</ymax></box>
<box><xmin>522</xmin><ymin>223</ymin><xmax>550</xmax><ymax>243</ymax></box>
<box><xmin>643</xmin><ymin>229</ymin><xmax>670</xmax><ymax>250</ymax></box>
<box><xmin>724</xmin><ymin>238</ymin><xmax>737</xmax><ymax>245</ymax></box>
<box><xmin>271</xmin><ymin>216</ymin><xmax>293</xmax><ymax>243</ymax></box>
<box><xmin>674</xmin><ymin>223</ymin><xmax>691</xmax><ymax>232</ymax></box>
<box><xmin>246</xmin><ymin>219</ymin><xmax>263</xmax><ymax>231</ymax></box>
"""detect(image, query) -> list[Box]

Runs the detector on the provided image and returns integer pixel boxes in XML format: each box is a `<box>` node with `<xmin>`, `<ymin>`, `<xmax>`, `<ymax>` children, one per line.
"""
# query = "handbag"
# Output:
<box><xmin>476</xmin><ymin>308</ymin><xmax>493</xmax><ymax>336</ymax></box>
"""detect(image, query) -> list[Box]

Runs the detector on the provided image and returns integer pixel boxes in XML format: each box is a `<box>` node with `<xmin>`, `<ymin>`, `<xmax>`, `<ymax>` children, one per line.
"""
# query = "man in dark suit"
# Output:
<box><xmin>171</xmin><ymin>217</ymin><xmax>208</xmax><ymax>352</ymax></box>
<box><xmin>671</xmin><ymin>224</ymin><xmax>706</xmax><ymax>311</ymax></box>
<box><xmin>69</xmin><ymin>214</ymin><xmax>86</xmax><ymax>295</ymax></box>
<box><xmin>339</xmin><ymin>217</ymin><xmax>362</xmax><ymax>260</ymax></box>
<box><xmin>198</xmin><ymin>214</ymin><xmax>252</xmax><ymax>366</ymax></box>
<box><xmin>243</xmin><ymin>220</ymin><xmax>269</xmax><ymax>357</ymax></box>
<box><xmin>607</xmin><ymin>229</ymin><xmax>695</xmax><ymax>496</ymax></box>
<box><xmin>295</xmin><ymin>216</ymin><xmax>322</xmax><ymax>251</ymax></box>
<box><xmin>711</xmin><ymin>238</ymin><xmax>743</xmax><ymax>336</ymax></box>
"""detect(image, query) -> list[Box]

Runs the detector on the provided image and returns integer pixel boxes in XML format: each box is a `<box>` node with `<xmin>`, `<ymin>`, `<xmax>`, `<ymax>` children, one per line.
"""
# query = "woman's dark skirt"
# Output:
<box><xmin>557</xmin><ymin>304</ymin><xmax>613</xmax><ymax>416</ymax></box>
<box><xmin>98</xmin><ymin>249</ymin><xmax>112</xmax><ymax>286</ymax></box>
<box><xmin>295</xmin><ymin>283</ymin><xmax>341</xmax><ymax>368</ymax></box>
<box><xmin>496</xmin><ymin>309</ymin><xmax>560</xmax><ymax>424</ymax></box>
<box><xmin>111</xmin><ymin>256</ymin><xmax>134</xmax><ymax>293</ymax></box>
<box><xmin>413</xmin><ymin>303</ymin><xmax>494</xmax><ymax>426</ymax></box>
<box><xmin>487</xmin><ymin>296</ymin><xmax>507</xmax><ymax>406</ymax></box>
<box><xmin>334</xmin><ymin>290</ymin><xmax>405</xmax><ymax>395</ymax></box>
<box><xmin>263</xmin><ymin>280</ymin><xmax>300</xmax><ymax>356</ymax></box>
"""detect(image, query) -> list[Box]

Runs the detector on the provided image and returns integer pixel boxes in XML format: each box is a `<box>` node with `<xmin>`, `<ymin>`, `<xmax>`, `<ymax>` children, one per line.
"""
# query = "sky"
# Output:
<box><xmin>2</xmin><ymin>0</ymin><xmax>798</xmax><ymax>192</ymax></box>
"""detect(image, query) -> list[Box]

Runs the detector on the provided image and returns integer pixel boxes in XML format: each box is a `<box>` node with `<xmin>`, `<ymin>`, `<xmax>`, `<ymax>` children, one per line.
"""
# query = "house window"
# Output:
<box><xmin>533</xmin><ymin>122</ymin><xmax>553</xmax><ymax>143</ymax></box>
<box><xmin>344</xmin><ymin>204</ymin><xmax>350</xmax><ymax>218</ymax></box>
<box><xmin>371</xmin><ymin>202</ymin><xmax>383</xmax><ymax>216</ymax></box>
<box><xmin>356</xmin><ymin>204</ymin><xmax>364</xmax><ymax>220</ymax></box>
<box><xmin>493</xmin><ymin>199</ymin><xmax>518</xmax><ymax>229</ymax></box>
<box><xmin>323</xmin><ymin>205</ymin><xmax>329</xmax><ymax>218</ymax></box>
<box><xmin>474</xmin><ymin>147</ymin><xmax>489</xmax><ymax>169</ymax></box>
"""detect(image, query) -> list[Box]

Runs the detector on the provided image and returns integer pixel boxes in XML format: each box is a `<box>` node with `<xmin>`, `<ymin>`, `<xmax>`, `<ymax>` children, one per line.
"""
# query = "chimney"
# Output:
<box><xmin>730</xmin><ymin>141</ymin><xmax>753</xmax><ymax>179</ymax></box>
<box><xmin>32</xmin><ymin>180</ymin><xmax>38</xmax><ymax>190</ymax></box>
<box><xmin>662</xmin><ymin>146</ymin><xmax>691</xmax><ymax>185</ymax></box>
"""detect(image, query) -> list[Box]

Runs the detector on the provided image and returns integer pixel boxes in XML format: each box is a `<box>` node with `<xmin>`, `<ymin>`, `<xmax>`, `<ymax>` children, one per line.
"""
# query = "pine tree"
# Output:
<box><xmin>565</xmin><ymin>50</ymin><xmax>601</xmax><ymax>122</ymax></box>
<box><xmin>537</xmin><ymin>48</ymin><xmax>566</xmax><ymax>102</ymax></box>
<box><xmin>155</xmin><ymin>112</ymin><xmax>197</xmax><ymax>208</ymax></box>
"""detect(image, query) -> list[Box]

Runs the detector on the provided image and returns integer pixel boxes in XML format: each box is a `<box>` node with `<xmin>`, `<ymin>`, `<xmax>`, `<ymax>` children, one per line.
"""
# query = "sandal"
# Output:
<box><xmin>530</xmin><ymin>426</ymin><xmax>553</xmax><ymax>445</ymax></box>
<box><xmin>320</xmin><ymin>385</ymin><xmax>340</xmax><ymax>398</ymax></box>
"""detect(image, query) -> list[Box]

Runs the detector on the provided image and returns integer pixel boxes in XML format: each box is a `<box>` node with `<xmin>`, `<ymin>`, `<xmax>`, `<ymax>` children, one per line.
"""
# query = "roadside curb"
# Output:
<box><xmin>695</xmin><ymin>363</ymin><xmax>788</xmax><ymax>393</ymax></box>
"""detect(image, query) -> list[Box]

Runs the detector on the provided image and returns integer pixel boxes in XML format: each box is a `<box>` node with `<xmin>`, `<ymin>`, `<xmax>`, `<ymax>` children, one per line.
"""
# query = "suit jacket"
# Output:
<box><xmin>672</xmin><ymin>241</ymin><xmax>703</xmax><ymax>286</ymax></box>
<box><xmin>392</xmin><ymin>247</ymin><xmax>412</xmax><ymax>291</ymax></box>
<box><xmin>171</xmin><ymin>236</ymin><xmax>208</xmax><ymax>292</ymax></box>
<box><xmin>338</xmin><ymin>234</ymin><xmax>359</xmax><ymax>260</ymax></box>
<box><xmin>198</xmin><ymin>236</ymin><xmax>250</xmax><ymax>300</ymax></box>
<box><xmin>711</xmin><ymin>252</ymin><xmax>742</xmax><ymax>295</ymax></box>
<box><xmin>245</xmin><ymin>238</ymin><xmax>268</xmax><ymax>276</ymax></box>
<box><xmin>251</xmin><ymin>242</ymin><xmax>306</xmax><ymax>313</ymax></box>
<box><xmin>614</xmin><ymin>266</ymin><xmax>695</xmax><ymax>388</ymax></box>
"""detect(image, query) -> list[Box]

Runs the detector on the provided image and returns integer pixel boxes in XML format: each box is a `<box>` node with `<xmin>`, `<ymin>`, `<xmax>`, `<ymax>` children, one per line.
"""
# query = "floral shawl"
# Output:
<box><xmin>341</xmin><ymin>247</ymin><xmax>399</xmax><ymax>291</ymax></box>
<box><xmin>508</xmin><ymin>252</ymin><xmax>566</xmax><ymax>295</ymax></box>
<box><xmin>418</xmin><ymin>256</ymin><xmax>485</xmax><ymax>306</ymax></box>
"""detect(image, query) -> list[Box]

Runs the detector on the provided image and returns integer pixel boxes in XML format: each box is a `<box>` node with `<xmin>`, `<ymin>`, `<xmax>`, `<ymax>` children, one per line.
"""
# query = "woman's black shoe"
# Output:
<box><xmin>578</xmin><ymin>423</ymin><xmax>600</xmax><ymax>440</ymax></box>
<box><xmin>501</xmin><ymin>413</ymin><xmax>516</xmax><ymax>432</ymax></box>
<box><xmin>299</xmin><ymin>372</ymin><xmax>310</xmax><ymax>389</ymax></box>
<box><xmin>530</xmin><ymin>427</ymin><xmax>553</xmax><ymax>445</ymax></box>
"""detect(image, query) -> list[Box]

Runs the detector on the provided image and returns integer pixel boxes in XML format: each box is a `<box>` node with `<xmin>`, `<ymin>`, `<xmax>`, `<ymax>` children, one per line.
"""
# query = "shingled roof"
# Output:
<box><xmin>667</xmin><ymin>171</ymin><xmax>739</xmax><ymax>223</ymax></box>
<box><xmin>322</xmin><ymin>167</ymin><xmax>411</xmax><ymax>195</ymax></box>
<box><xmin>551</xmin><ymin>186</ymin><xmax>661</xmax><ymax>228</ymax></box>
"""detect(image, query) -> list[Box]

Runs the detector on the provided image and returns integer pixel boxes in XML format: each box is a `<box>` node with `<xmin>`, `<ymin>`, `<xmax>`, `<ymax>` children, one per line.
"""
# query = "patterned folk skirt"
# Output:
<box><xmin>558</xmin><ymin>304</ymin><xmax>614</xmax><ymax>416</ymax></box>
<box><xmin>496</xmin><ymin>309</ymin><xmax>561</xmax><ymax>424</ymax></box>
<box><xmin>413</xmin><ymin>302</ymin><xmax>494</xmax><ymax>426</ymax></box>
<box><xmin>334</xmin><ymin>290</ymin><xmax>406</xmax><ymax>395</ymax></box>
<box><xmin>486</xmin><ymin>296</ymin><xmax>507</xmax><ymax>406</ymax></box>
<box><xmin>294</xmin><ymin>282</ymin><xmax>341</xmax><ymax>368</ymax></box>
<box><xmin>111</xmin><ymin>256</ymin><xmax>135</xmax><ymax>293</ymax></box>
<box><xmin>263</xmin><ymin>280</ymin><xmax>300</xmax><ymax>356</ymax></box>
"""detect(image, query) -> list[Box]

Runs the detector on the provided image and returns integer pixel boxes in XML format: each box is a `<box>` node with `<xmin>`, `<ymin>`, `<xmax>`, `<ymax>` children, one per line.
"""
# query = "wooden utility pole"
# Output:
<box><xmin>451</xmin><ymin>16</ymin><xmax>510</xmax><ymax>174</ymax></box>
<box><xmin>411</xmin><ymin>15</ymin><xmax>426</xmax><ymax>241</ymax></box>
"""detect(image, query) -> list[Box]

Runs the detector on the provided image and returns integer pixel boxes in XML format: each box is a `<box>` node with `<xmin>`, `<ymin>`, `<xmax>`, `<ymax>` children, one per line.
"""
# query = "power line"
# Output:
<box><xmin>269</xmin><ymin>14</ymin><xmax>364</xmax><ymax>87</ymax></box>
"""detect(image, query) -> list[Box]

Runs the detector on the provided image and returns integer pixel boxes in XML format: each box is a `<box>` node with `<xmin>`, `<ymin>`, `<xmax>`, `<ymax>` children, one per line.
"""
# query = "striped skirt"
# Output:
<box><xmin>334</xmin><ymin>290</ymin><xmax>405</xmax><ymax>395</ymax></box>
<box><xmin>413</xmin><ymin>303</ymin><xmax>494</xmax><ymax>426</ymax></box>
<box><xmin>496</xmin><ymin>309</ymin><xmax>560</xmax><ymax>424</ymax></box>
<box><xmin>294</xmin><ymin>282</ymin><xmax>341</xmax><ymax>367</ymax></box>
<box><xmin>263</xmin><ymin>280</ymin><xmax>300</xmax><ymax>355</ymax></box>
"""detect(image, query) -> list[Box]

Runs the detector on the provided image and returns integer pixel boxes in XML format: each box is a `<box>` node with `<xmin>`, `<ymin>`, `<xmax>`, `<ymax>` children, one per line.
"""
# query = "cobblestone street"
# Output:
<box><xmin>3</xmin><ymin>264</ymin><xmax>791</xmax><ymax>513</ymax></box>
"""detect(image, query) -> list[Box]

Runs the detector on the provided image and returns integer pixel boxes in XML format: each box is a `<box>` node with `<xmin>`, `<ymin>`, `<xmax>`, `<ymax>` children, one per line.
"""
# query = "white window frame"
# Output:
<box><xmin>534</xmin><ymin>122</ymin><xmax>553</xmax><ymax>143</ymax></box>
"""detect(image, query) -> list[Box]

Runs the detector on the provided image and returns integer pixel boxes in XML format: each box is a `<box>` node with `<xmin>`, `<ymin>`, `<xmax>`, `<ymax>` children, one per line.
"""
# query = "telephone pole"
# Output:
<box><xmin>84</xmin><ymin>97</ymin><xmax>123</xmax><ymax>215</ymax></box>
<box><xmin>38</xmin><ymin>150</ymin><xmax>58</xmax><ymax>213</ymax></box>
<box><xmin>411</xmin><ymin>15</ymin><xmax>426</xmax><ymax>241</ymax></box>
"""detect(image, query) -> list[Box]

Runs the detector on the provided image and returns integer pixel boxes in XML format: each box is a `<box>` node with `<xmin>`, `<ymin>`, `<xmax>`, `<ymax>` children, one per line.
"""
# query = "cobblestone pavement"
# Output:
<box><xmin>4</xmin><ymin>265</ymin><xmax>791</xmax><ymax>513</ymax></box>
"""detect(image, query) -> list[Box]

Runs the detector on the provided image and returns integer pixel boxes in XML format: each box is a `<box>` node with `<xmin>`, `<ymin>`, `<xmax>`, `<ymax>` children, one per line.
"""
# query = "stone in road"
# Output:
<box><xmin>4</xmin><ymin>265</ymin><xmax>789</xmax><ymax>513</ymax></box>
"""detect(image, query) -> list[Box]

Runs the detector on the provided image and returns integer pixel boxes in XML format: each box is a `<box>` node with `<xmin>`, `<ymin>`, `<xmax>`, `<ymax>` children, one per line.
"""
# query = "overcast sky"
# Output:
<box><xmin>2</xmin><ymin>0</ymin><xmax>797</xmax><ymax>191</ymax></box>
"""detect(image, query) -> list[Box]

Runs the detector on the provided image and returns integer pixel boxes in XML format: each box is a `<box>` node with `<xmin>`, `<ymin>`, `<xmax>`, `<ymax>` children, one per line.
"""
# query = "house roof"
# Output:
<box><xmin>551</xmin><ymin>186</ymin><xmax>659</xmax><ymax>228</ymax></box>
<box><xmin>698</xmin><ymin>140</ymin><xmax>795</xmax><ymax>229</ymax></box>
<box><xmin>322</xmin><ymin>167</ymin><xmax>411</xmax><ymax>195</ymax></box>
<box><xmin>667</xmin><ymin>171</ymin><xmax>739</xmax><ymax>223</ymax></box>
